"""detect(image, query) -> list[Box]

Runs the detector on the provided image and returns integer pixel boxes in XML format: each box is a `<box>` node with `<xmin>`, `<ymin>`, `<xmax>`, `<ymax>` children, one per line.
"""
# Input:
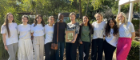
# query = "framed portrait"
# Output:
<box><xmin>65</xmin><ymin>31</ymin><xmax>75</xmax><ymax>43</ymax></box>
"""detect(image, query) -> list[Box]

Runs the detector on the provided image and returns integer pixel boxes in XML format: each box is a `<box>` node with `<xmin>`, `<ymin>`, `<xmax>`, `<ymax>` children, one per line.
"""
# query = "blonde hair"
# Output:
<box><xmin>116</xmin><ymin>12</ymin><xmax>128</xmax><ymax>26</ymax></box>
<box><xmin>94</xmin><ymin>13</ymin><xmax>103</xmax><ymax>21</ymax></box>
<box><xmin>69</xmin><ymin>12</ymin><xmax>76</xmax><ymax>17</ymax></box>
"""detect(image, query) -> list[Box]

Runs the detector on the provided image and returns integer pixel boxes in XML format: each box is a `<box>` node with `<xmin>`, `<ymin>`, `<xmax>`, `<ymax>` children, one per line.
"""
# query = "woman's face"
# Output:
<box><xmin>95</xmin><ymin>14</ymin><xmax>102</xmax><ymax>21</ymax></box>
<box><xmin>8</xmin><ymin>14</ymin><xmax>13</xmax><ymax>22</ymax></box>
<box><xmin>83</xmin><ymin>16</ymin><xmax>89</xmax><ymax>24</ymax></box>
<box><xmin>70</xmin><ymin>15</ymin><xmax>76</xmax><ymax>22</ymax></box>
<box><xmin>59</xmin><ymin>15</ymin><xmax>64</xmax><ymax>21</ymax></box>
<box><xmin>37</xmin><ymin>16</ymin><xmax>42</xmax><ymax>23</ymax></box>
<box><xmin>109</xmin><ymin>20</ymin><xmax>115</xmax><ymax>28</ymax></box>
<box><xmin>22</xmin><ymin>17</ymin><xmax>28</xmax><ymax>24</ymax></box>
<box><xmin>49</xmin><ymin>17</ymin><xmax>54</xmax><ymax>24</ymax></box>
<box><xmin>118</xmin><ymin>14</ymin><xmax>125</xmax><ymax>22</ymax></box>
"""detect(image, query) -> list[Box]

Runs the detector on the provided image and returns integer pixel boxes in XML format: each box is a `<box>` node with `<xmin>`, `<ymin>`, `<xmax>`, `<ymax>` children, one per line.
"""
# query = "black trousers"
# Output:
<box><xmin>103</xmin><ymin>40</ymin><xmax>116</xmax><ymax>60</ymax></box>
<box><xmin>66</xmin><ymin>42</ymin><xmax>78</xmax><ymax>60</ymax></box>
<box><xmin>45</xmin><ymin>42</ymin><xmax>56</xmax><ymax>60</ymax></box>
<box><xmin>91</xmin><ymin>38</ymin><xmax>103</xmax><ymax>60</ymax></box>
<box><xmin>79</xmin><ymin>41</ymin><xmax>91</xmax><ymax>60</ymax></box>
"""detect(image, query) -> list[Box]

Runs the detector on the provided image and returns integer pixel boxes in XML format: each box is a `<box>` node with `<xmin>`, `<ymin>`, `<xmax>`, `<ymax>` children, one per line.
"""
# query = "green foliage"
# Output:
<box><xmin>128</xmin><ymin>41</ymin><xmax>139</xmax><ymax>60</ymax></box>
<box><xmin>91</xmin><ymin>0</ymin><xmax>104</xmax><ymax>10</ymax></box>
<box><xmin>132</xmin><ymin>20</ymin><xmax>139</xmax><ymax>30</ymax></box>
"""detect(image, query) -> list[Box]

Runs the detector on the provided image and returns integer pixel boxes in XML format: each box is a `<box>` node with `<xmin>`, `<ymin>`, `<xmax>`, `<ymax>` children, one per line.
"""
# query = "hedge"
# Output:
<box><xmin>128</xmin><ymin>41</ymin><xmax>140</xmax><ymax>60</ymax></box>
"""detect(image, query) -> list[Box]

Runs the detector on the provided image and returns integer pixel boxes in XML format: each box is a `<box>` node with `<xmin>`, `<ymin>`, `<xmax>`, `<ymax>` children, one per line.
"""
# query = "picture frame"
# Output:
<box><xmin>65</xmin><ymin>31</ymin><xmax>75</xmax><ymax>43</ymax></box>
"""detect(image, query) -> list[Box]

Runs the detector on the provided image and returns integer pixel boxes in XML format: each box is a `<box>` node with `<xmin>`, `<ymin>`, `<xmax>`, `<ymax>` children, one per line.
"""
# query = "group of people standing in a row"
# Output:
<box><xmin>1</xmin><ymin>12</ymin><xmax>135</xmax><ymax>60</ymax></box>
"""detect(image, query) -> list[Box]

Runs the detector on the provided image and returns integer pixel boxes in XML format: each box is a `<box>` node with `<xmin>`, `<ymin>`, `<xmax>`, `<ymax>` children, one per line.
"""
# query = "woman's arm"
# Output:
<box><xmin>52</xmin><ymin>23</ymin><xmax>57</xmax><ymax>43</ymax></box>
<box><xmin>71</xmin><ymin>34</ymin><xmax>78</xmax><ymax>43</ymax></box>
<box><xmin>72</xmin><ymin>23</ymin><xmax>80</xmax><ymax>43</ymax></box>
<box><xmin>130</xmin><ymin>22</ymin><xmax>135</xmax><ymax>41</ymax></box>
<box><xmin>2</xmin><ymin>34</ymin><xmax>8</xmax><ymax>50</ymax></box>
<box><xmin>131</xmin><ymin>32</ymin><xmax>135</xmax><ymax>41</ymax></box>
<box><xmin>1</xmin><ymin>25</ymin><xmax>8</xmax><ymax>50</ymax></box>
<box><xmin>31</xmin><ymin>33</ymin><xmax>34</xmax><ymax>40</ymax></box>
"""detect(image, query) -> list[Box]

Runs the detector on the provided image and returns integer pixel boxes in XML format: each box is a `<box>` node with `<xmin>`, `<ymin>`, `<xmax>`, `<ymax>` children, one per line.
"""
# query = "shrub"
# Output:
<box><xmin>128</xmin><ymin>41</ymin><xmax>140</xmax><ymax>60</ymax></box>
<box><xmin>132</xmin><ymin>20</ymin><xmax>139</xmax><ymax>30</ymax></box>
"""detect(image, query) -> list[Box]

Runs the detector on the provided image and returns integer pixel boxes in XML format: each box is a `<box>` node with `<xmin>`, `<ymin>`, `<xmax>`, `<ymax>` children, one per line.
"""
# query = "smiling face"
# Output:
<box><xmin>83</xmin><ymin>16</ymin><xmax>89</xmax><ymax>24</ymax></box>
<box><xmin>37</xmin><ymin>16</ymin><xmax>42</xmax><ymax>24</ymax></box>
<box><xmin>70</xmin><ymin>15</ymin><xmax>76</xmax><ymax>22</ymax></box>
<box><xmin>48</xmin><ymin>17</ymin><xmax>54</xmax><ymax>24</ymax></box>
<box><xmin>58</xmin><ymin>14</ymin><xmax>64</xmax><ymax>21</ymax></box>
<box><xmin>7</xmin><ymin>14</ymin><xmax>14</xmax><ymax>23</ymax></box>
<box><xmin>22</xmin><ymin>17</ymin><xmax>28</xmax><ymax>24</ymax></box>
<box><xmin>109</xmin><ymin>20</ymin><xmax>115</xmax><ymax>28</ymax></box>
<box><xmin>95</xmin><ymin>14</ymin><xmax>102</xmax><ymax>22</ymax></box>
<box><xmin>118</xmin><ymin>14</ymin><xmax>125</xmax><ymax>23</ymax></box>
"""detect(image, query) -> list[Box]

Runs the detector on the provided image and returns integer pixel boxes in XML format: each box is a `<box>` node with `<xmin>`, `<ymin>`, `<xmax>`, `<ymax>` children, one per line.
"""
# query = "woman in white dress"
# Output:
<box><xmin>18</xmin><ymin>15</ymin><xmax>33</xmax><ymax>60</ymax></box>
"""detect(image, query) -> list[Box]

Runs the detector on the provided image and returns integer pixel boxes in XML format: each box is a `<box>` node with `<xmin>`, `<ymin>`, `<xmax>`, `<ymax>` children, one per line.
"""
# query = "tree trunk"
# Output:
<box><xmin>79</xmin><ymin>0</ymin><xmax>82</xmax><ymax>19</ymax></box>
<box><xmin>86</xmin><ymin>0</ymin><xmax>89</xmax><ymax>15</ymax></box>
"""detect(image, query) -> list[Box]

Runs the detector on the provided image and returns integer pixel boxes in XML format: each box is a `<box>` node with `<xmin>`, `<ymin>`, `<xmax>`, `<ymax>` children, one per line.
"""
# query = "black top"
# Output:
<box><xmin>53</xmin><ymin>22</ymin><xmax>67</xmax><ymax>43</ymax></box>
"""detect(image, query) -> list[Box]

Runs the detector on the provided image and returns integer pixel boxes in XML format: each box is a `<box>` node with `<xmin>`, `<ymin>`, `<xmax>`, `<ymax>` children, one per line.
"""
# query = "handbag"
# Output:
<box><xmin>51</xmin><ymin>22</ymin><xmax>59</xmax><ymax>50</ymax></box>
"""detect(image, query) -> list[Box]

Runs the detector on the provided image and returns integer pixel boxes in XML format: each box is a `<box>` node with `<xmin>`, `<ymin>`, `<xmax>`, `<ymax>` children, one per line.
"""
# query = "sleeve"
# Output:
<box><xmin>103</xmin><ymin>31</ymin><xmax>105</xmax><ymax>36</ymax></box>
<box><xmin>52</xmin><ymin>23</ymin><xmax>57</xmax><ymax>43</ymax></box>
<box><xmin>17</xmin><ymin>25</ymin><xmax>20</xmax><ymax>34</ymax></box>
<box><xmin>91</xmin><ymin>25</ymin><xmax>94</xmax><ymax>34</ymax></box>
<box><xmin>29</xmin><ymin>25</ymin><xmax>32</xmax><ymax>33</ymax></box>
<box><xmin>78</xmin><ymin>26</ymin><xmax>81</xmax><ymax>41</ymax></box>
<box><xmin>1</xmin><ymin>25</ymin><xmax>6</xmax><ymax>34</ymax></box>
<box><xmin>103</xmin><ymin>22</ymin><xmax>107</xmax><ymax>36</ymax></box>
<box><xmin>43</xmin><ymin>26</ymin><xmax>45</xmax><ymax>34</ymax></box>
<box><xmin>92</xmin><ymin>22</ymin><xmax>94</xmax><ymax>26</ymax></box>
<box><xmin>130</xmin><ymin>22</ymin><xmax>135</xmax><ymax>32</ymax></box>
<box><xmin>65</xmin><ymin>22</ymin><xmax>67</xmax><ymax>29</ymax></box>
<box><xmin>44</xmin><ymin>25</ymin><xmax>47</xmax><ymax>34</ymax></box>
<box><xmin>31</xmin><ymin>24</ymin><xmax>34</xmax><ymax>33</ymax></box>
<box><xmin>15</xmin><ymin>23</ymin><xmax>18</xmax><ymax>29</ymax></box>
<box><xmin>75</xmin><ymin>23</ymin><xmax>80</xmax><ymax>34</ymax></box>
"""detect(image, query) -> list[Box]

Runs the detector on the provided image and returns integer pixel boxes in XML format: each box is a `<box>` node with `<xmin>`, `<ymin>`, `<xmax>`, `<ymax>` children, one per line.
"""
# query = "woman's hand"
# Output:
<box><xmin>71</xmin><ymin>39</ymin><xmax>76</xmax><ymax>43</ymax></box>
<box><xmin>79</xmin><ymin>41</ymin><xmax>83</xmax><ymax>44</ymax></box>
<box><xmin>4</xmin><ymin>45</ymin><xmax>8</xmax><ymax>51</ymax></box>
<box><xmin>31</xmin><ymin>36</ymin><xmax>34</xmax><ymax>40</ymax></box>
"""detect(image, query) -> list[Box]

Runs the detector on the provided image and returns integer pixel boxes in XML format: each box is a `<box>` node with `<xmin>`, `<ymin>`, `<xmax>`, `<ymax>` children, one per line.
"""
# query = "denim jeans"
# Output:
<box><xmin>56</xmin><ymin>42</ymin><xmax>65</xmax><ymax>60</ymax></box>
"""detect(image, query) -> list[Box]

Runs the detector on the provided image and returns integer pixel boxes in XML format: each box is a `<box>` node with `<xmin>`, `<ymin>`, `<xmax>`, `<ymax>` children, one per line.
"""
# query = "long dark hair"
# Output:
<box><xmin>34</xmin><ymin>14</ymin><xmax>45</xmax><ymax>27</ymax></box>
<box><xmin>105</xmin><ymin>17</ymin><xmax>118</xmax><ymax>36</ymax></box>
<box><xmin>3</xmin><ymin>13</ymin><xmax>15</xmax><ymax>37</ymax></box>
<box><xmin>81</xmin><ymin>16</ymin><xmax>93</xmax><ymax>31</ymax></box>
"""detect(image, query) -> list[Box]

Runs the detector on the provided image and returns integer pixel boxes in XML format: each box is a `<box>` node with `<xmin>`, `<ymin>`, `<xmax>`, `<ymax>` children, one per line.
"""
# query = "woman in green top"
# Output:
<box><xmin>78</xmin><ymin>16</ymin><xmax>93</xmax><ymax>60</ymax></box>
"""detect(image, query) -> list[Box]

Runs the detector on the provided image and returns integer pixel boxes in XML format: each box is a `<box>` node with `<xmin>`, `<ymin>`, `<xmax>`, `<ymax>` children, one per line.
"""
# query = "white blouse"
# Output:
<box><xmin>92</xmin><ymin>21</ymin><xmax>106</xmax><ymax>39</ymax></box>
<box><xmin>1</xmin><ymin>23</ymin><xmax>18</xmax><ymax>45</ymax></box>
<box><xmin>18</xmin><ymin>24</ymin><xmax>31</xmax><ymax>40</ymax></box>
<box><xmin>31</xmin><ymin>24</ymin><xmax>45</xmax><ymax>36</ymax></box>
<box><xmin>119</xmin><ymin>22</ymin><xmax>135</xmax><ymax>38</ymax></box>
<box><xmin>44</xmin><ymin>24</ymin><xmax>54</xmax><ymax>44</ymax></box>
<box><xmin>105</xmin><ymin>29</ymin><xmax>118</xmax><ymax>47</ymax></box>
